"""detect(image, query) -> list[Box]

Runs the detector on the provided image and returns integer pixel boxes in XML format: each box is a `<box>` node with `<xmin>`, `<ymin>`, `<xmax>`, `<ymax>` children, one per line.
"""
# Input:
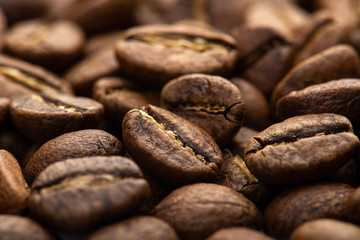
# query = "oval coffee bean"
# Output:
<box><xmin>115</xmin><ymin>24</ymin><xmax>238</xmax><ymax>87</ymax></box>
<box><xmin>275</xmin><ymin>79</ymin><xmax>360</xmax><ymax>124</ymax></box>
<box><xmin>0</xmin><ymin>54</ymin><xmax>73</xmax><ymax>98</ymax></box>
<box><xmin>0</xmin><ymin>214</ymin><xmax>56</xmax><ymax>240</ymax></box>
<box><xmin>88</xmin><ymin>216</ymin><xmax>179</xmax><ymax>240</ymax></box>
<box><xmin>207</xmin><ymin>227</ymin><xmax>275</xmax><ymax>240</ymax></box>
<box><xmin>10</xmin><ymin>93</ymin><xmax>104</xmax><ymax>143</ymax></box>
<box><xmin>244</xmin><ymin>114</ymin><xmax>359</xmax><ymax>184</ymax></box>
<box><xmin>161</xmin><ymin>73</ymin><xmax>245</xmax><ymax>146</ymax></box>
<box><xmin>4</xmin><ymin>19</ymin><xmax>85</xmax><ymax>71</ymax></box>
<box><xmin>264</xmin><ymin>182</ymin><xmax>354</xmax><ymax>239</ymax></box>
<box><xmin>24</xmin><ymin>129</ymin><xmax>123</xmax><ymax>184</ymax></box>
<box><xmin>0</xmin><ymin>150</ymin><xmax>29</xmax><ymax>214</ymax></box>
<box><xmin>271</xmin><ymin>44</ymin><xmax>360</xmax><ymax>105</ymax></box>
<box><xmin>289</xmin><ymin>218</ymin><xmax>360</xmax><ymax>240</ymax></box>
<box><xmin>122</xmin><ymin>105</ymin><xmax>222</xmax><ymax>186</ymax></box>
<box><xmin>29</xmin><ymin>156</ymin><xmax>149</xmax><ymax>233</ymax></box>
<box><xmin>153</xmin><ymin>183</ymin><xmax>262</xmax><ymax>240</ymax></box>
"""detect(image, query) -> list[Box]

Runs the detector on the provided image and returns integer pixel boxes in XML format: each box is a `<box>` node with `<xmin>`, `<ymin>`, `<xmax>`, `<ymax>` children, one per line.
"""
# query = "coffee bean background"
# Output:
<box><xmin>0</xmin><ymin>1</ymin><xmax>360</xmax><ymax>240</ymax></box>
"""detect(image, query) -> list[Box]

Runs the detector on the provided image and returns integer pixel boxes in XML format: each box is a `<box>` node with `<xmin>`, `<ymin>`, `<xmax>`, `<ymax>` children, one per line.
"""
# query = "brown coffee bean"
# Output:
<box><xmin>64</xmin><ymin>46</ymin><xmax>120</xmax><ymax>96</ymax></box>
<box><xmin>215</xmin><ymin>148</ymin><xmax>273</xmax><ymax>209</ymax></box>
<box><xmin>231</xmin><ymin>25</ymin><xmax>293</xmax><ymax>96</ymax></box>
<box><xmin>0</xmin><ymin>214</ymin><xmax>56</xmax><ymax>240</ymax></box>
<box><xmin>0</xmin><ymin>150</ymin><xmax>29</xmax><ymax>214</ymax></box>
<box><xmin>153</xmin><ymin>183</ymin><xmax>262</xmax><ymax>240</ymax></box>
<box><xmin>24</xmin><ymin>129</ymin><xmax>123</xmax><ymax>184</ymax></box>
<box><xmin>93</xmin><ymin>77</ymin><xmax>160</xmax><ymax>132</ymax></box>
<box><xmin>88</xmin><ymin>216</ymin><xmax>179</xmax><ymax>240</ymax></box>
<box><xmin>123</xmin><ymin>105</ymin><xmax>222</xmax><ymax>186</ymax></box>
<box><xmin>10</xmin><ymin>93</ymin><xmax>104</xmax><ymax>143</ymax></box>
<box><xmin>4</xmin><ymin>19</ymin><xmax>85</xmax><ymax>71</ymax></box>
<box><xmin>207</xmin><ymin>227</ymin><xmax>275</xmax><ymax>240</ymax></box>
<box><xmin>245</xmin><ymin>114</ymin><xmax>359</xmax><ymax>185</ymax></box>
<box><xmin>271</xmin><ymin>44</ymin><xmax>360</xmax><ymax>105</ymax></box>
<box><xmin>289</xmin><ymin>218</ymin><xmax>360</xmax><ymax>240</ymax></box>
<box><xmin>115</xmin><ymin>24</ymin><xmax>238</xmax><ymax>87</ymax></box>
<box><xmin>264</xmin><ymin>182</ymin><xmax>354</xmax><ymax>239</ymax></box>
<box><xmin>345</xmin><ymin>186</ymin><xmax>360</xmax><ymax>224</ymax></box>
<box><xmin>61</xmin><ymin>0</ymin><xmax>137</xmax><ymax>34</ymax></box>
<box><xmin>161</xmin><ymin>73</ymin><xmax>245</xmax><ymax>146</ymax></box>
<box><xmin>29</xmin><ymin>156</ymin><xmax>149</xmax><ymax>233</ymax></box>
<box><xmin>231</xmin><ymin>78</ymin><xmax>271</xmax><ymax>131</ymax></box>
<box><xmin>0</xmin><ymin>54</ymin><xmax>73</xmax><ymax>99</ymax></box>
<box><xmin>276</xmin><ymin>79</ymin><xmax>360</xmax><ymax>125</ymax></box>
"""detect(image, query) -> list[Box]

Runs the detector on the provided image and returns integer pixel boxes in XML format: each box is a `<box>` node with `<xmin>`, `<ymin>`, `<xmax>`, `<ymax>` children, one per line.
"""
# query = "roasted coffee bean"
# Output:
<box><xmin>29</xmin><ymin>156</ymin><xmax>149</xmax><ymax>233</ymax></box>
<box><xmin>24</xmin><ymin>129</ymin><xmax>123</xmax><ymax>184</ymax></box>
<box><xmin>289</xmin><ymin>218</ymin><xmax>360</xmax><ymax>240</ymax></box>
<box><xmin>0</xmin><ymin>214</ymin><xmax>56</xmax><ymax>240</ymax></box>
<box><xmin>207</xmin><ymin>227</ymin><xmax>275</xmax><ymax>240</ymax></box>
<box><xmin>88</xmin><ymin>216</ymin><xmax>179</xmax><ymax>240</ymax></box>
<box><xmin>0</xmin><ymin>150</ymin><xmax>29</xmax><ymax>214</ymax></box>
<box><xmin>10</xmin><ymin>93</ymin><xmax>104</xmax><ymax>142</ymax></box>
<box><xmin>215</xmin><ymin>148</ymin><xmax>273</xmax><ymax>209</ymax></box>
<box><xmin>65</xmin><ymin>45</ymin><xmax>120</xmax><ymax>96</ymax></box>
<box><xmin>293</xmin><ymin>13</ymin><xmax>351</xmax><ymax>65</ymax></box>
<box><xmin>231</xmin><ymin>78</ymin><xmax>271</xmax><ymax>131</ymax></box>
<box><xmin>276</xmin><ymin>79</ymin><xmax>360</xmax><ymax>125</ymax></box>
<box><xmin>0</xmin><ymin>54</ymin><xmax>73</xmax><ymax>98</ymax></box>
<box><xmin>115</xmin><ymin>24</ymin><xmax>238</xmax><ymax>87</ymax></box>
<box><xmin>153</xmin><ymin>183</ymin><xmax>262</xmax><ymax>240</ymax></box>
<box><xmin>93</xmin><ymin>77</ymin><xmax>160</xmax><ymax>132</ymax></box>
<box><xmin>345</xmin><ymin>186</ymin><xmax>360</xmax><ymax>224</ymax></box>
<box><xmin>61</xmin><ymin>0</ymin><xmax>137</xmax><ymax>34</ymax></box>
<box><xmin>161</xmin><ymin>74</ymin><xmax>245</xmax><ymax>146</ymax></box>
<box><xmin>231</xmin><ymin>25</ymin><xmax>293</xmax><ymax>96</ymax></box>
<box><xmin>271</xmin><ymin>44</ymin><xmax>360</xmax><ymax>105</ymax></box>
<box><xmin>264</xmin><ymin>182</ymin><xmax>354</xmax><ymax>239</ymax></box>
<box><xmin>123</xmin><ymin>105</ymin><xmax>222</xmax><ymax>186</ymax></box>
<box><xmin>244</xmin><ymin>114</ymin><xmax>359</xmax><ymax>185</ymax></box>
<box><xmin>4</xmin><ymin>19</ymin><xmax>85</xmax><ymax>71</ymax></box>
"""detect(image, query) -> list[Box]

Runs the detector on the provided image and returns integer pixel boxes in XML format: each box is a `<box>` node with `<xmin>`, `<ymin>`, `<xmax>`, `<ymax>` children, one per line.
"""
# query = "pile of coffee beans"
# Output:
<box><xmin>1</xmin><ymin>0</ymin><xmax>360</xmax><ymax>239</ymax></box>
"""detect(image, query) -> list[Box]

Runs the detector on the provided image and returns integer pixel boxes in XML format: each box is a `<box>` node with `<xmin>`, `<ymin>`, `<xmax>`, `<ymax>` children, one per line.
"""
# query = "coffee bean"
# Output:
<box><xmin>231</xmin><ymin>78</ymin><xmax>271</xmax><ymax>131</ymax></box>
<box><xmin>10</xmin><ymin>92</ymin><xmax>104</xmax><ymax>142</ymax></box>
<box><xmin>275</xmin><ymin>79</ymin><xmax>360</xmax><ymax>125</ymax></box>
<box><xmin>0</xmin><ymin>54</ymin><xmax>73</xmax><ymax>98</ymax></box>
<box><xmin>153</xmin><ymin>183</ymin><xmax>262</xmax><ymax>240</ymax></box>
<box><xmin>161</xmin><ymin>73</ymin><xmax>245</xmax><ymax>146</ymax></box>
<box><xmin>29</xmin><ymin>156</ymin><xmax>149</xmax><ymax>233</ymax></box>
<box><xmin>4</xmin><ymin>19</ymin><xmax>85</xmax><ymax>71</ymax></box>
<box><xmin>207</xmin><ymin>227</ymin><xmax>275</xmax><ymax>240</ymax></box>
<box><xmin>64</xmin><ymin>45</ymin><xmax>120</xmax><ymax>96</ymax></box>
<box><xmin>0</xmin><ymin>150</ymin><xmax>29</xmax><ymax>214</ymax></box>
<box><xmin>24</xmin><ymin>129</ymin><xmax>123</xmax><ymax>184</ymax></box>
<box><xmin>115</xmin><ymin>23</ymin><xmax>238</xmax><ymax>87</ymax></box>
<box><xmin>245</xmin><ymin>114</ymin><xmax>359</xmax><ymax>184</ymax></box>
<box><xmin>93</xmin><ymin>77</ymin><xmax>160</xmax><ymax>132</ymax></box>
<box><xmin>0</xmin><ymin>214</ymin><xmax>56</xmax><ymax>240</ymax></box>
<box><xmin>345</xmin><ymin>186</ymin><xmax>360</xmax><ymax>224</ymax></box>
<box><xmin>289</xmin><ymin>218</ymin><xmax>360</xmax><ymax>240</ymax></box>
<box><xmin>264</xmin><ymin>182</ymin><xmax>354</xmax><ymax>239</ymax></box>
<box><xmin>122</xmin><ymin>105</ymin><xmax>222</xmax><ymax>186</ymax></box>
<box><xmin>88</xmin><ymin>216</ymin><xmax>179</xmax><ymax>240</ymax></box>
<box><xmin>230</xmin><ymin>25</ymin><xmax>293</xmax><ymax>96</ymax></box>
<box><xmin>271</xmin><ymin>44</ymin><xmax>360</xmax><ymax>105</ymax></box>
